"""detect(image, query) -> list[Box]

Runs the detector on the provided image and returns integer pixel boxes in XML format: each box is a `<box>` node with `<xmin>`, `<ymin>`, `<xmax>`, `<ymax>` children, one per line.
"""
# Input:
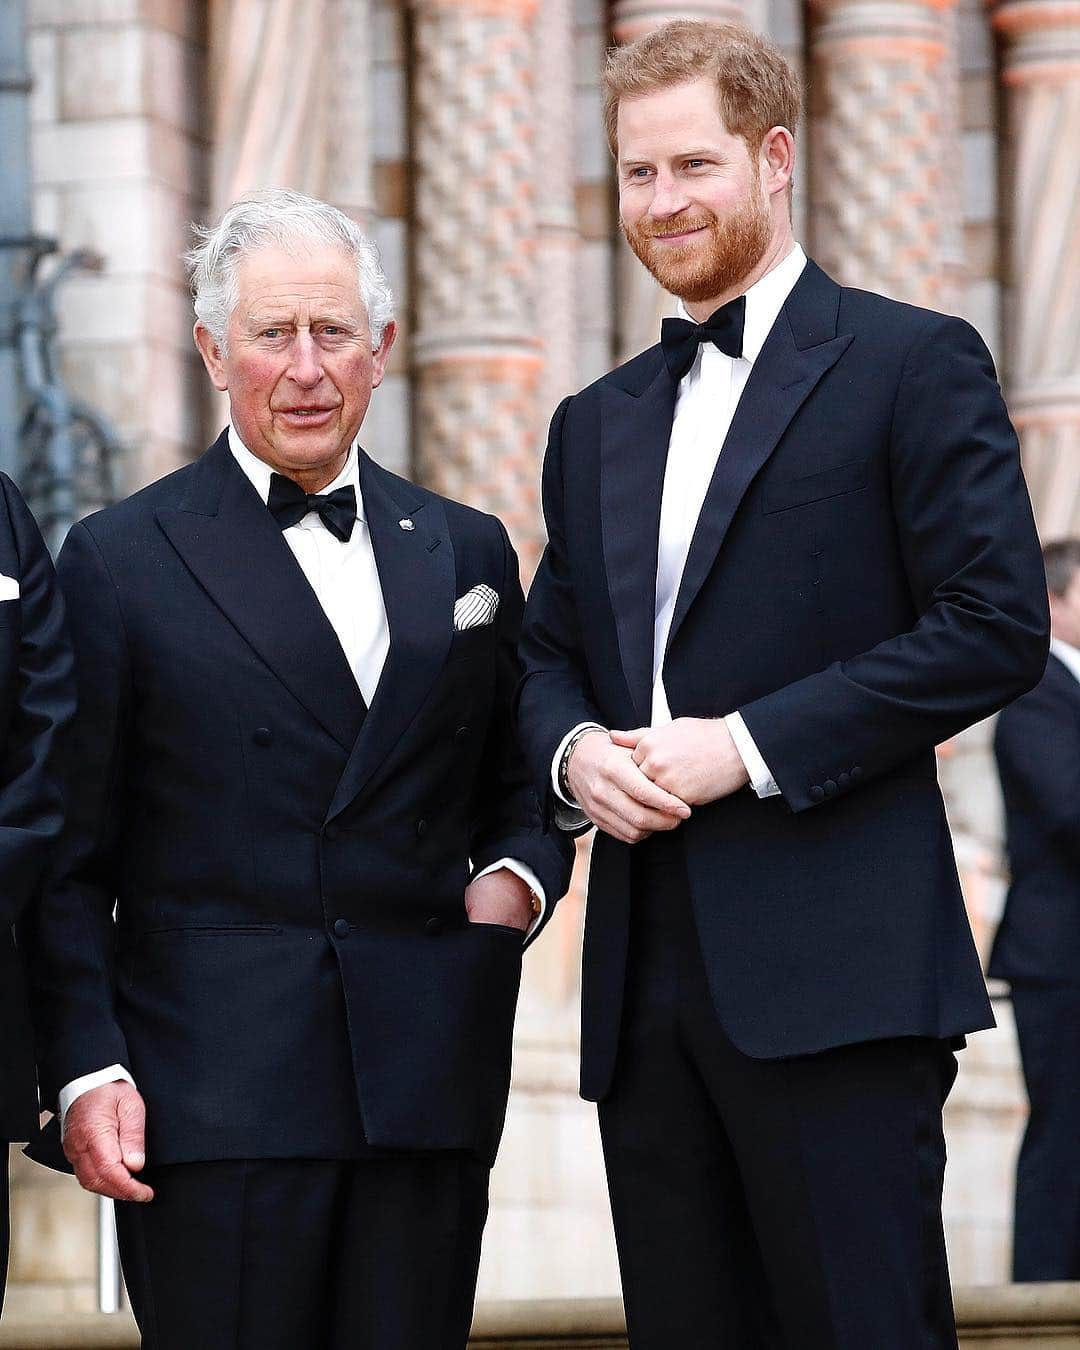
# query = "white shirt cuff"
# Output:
<box><xmin>59</xmin><ymin>1065</ymin><xmax>136</xmax><ymax>1136</ymax></box>
<box><xmin>550</xmin><ymin>722</ymin><xmax>607</xmax><ymax>806</ymax></box>
<box><xmin>725</xmin><ymin>712</ymin><xmax>780</xmax><ymax>798</ymax></box>
<box><xmin>474</xmin><ymin>858</ymin><xmax>547</xmax><ymax>940</ymax></box>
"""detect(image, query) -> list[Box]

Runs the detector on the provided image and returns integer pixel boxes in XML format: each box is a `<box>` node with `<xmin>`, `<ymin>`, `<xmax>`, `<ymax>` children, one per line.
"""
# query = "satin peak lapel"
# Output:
<box><xmin>667</xmin><ymin>264</ymin><xmax>853</xmax><ymax>650</ymax></box>
<box><xmin>155</xmin><ymin>435</ymin><xmax>367</xmax><ymax>752</ymax></box>
<box><xmin>326</xmin><ymin>455</ymin><xmax>454</xmax><ymax>820</ymax></box>
<box><xmin>600</xmin><ymin>354</ymin><xmax>676</xmax><ymax>725</ymax></box>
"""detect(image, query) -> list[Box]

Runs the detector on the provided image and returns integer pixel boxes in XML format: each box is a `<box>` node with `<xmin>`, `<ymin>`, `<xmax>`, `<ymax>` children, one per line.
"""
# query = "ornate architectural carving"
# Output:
<box><xmin>410</xmin><ymin>0</ymin><xmax>544</xmax><ymax>569</ymax></box>
<box><xmin>535</xmin><ymin>0</ymin><xmax>578</xmax><ymax>421</ymax></box>
<box><xmin>808</xmin><ymin>0</ymin><xmax>961</xmax><ymax>309</ymax></box>
<box><xmin>612</xmin><ymin>0</ymin><xmax>746</xmax><ymax>43</ymax></box>
<box><xmin>994</xmin><ymin>0</ymin><xmax>1080</xmax><ymax>534</ymax></box>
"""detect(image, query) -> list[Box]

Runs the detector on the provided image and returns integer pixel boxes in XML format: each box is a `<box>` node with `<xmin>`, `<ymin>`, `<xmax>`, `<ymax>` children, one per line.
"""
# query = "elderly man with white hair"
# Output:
<box><xmin>27</xmin><ymin>189</ymin><xmax>571</xmax><ymax>1349</ymax></box>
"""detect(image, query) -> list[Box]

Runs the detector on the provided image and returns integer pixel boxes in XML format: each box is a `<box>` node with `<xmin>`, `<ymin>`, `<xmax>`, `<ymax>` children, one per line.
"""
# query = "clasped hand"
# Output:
<box><xmin>566</xmin><ymin>718</ymin><xmax>749</xmax><ymax>845</ymax></box>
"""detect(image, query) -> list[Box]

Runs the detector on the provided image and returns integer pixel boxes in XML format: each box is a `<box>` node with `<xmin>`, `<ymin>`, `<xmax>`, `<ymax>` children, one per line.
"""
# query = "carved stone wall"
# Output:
<box><xmin>995</xmin><ymin>0</ymin><xmax>1080</xmax><ymax>538</ymax></box>
<box><xmin>410</xmin><ymin>0</ymin><xmax>545</xmax><ymax>571</ymax></box>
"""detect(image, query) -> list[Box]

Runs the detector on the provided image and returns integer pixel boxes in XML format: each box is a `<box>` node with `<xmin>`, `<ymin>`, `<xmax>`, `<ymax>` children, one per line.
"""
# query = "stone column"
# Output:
<box><xmin>809</xmin><ymin>0</ymin><xmax>962</xmax><ymax>309</ymax></box>
<box><xmin>610</xmin><ymin>2</ymin><xmax>748</xmax><ymax>362</ymax></box>
<box><xmin>410</xmin><ymin>0</ymin><xmax>544</xmax><ymax>572</ymax></box>
<box><xmin>994</xmin><ymin>0</ymin><xmax>1080</xmax><ymax>536</ymax></box>
<box><xmin>535</xmin><ymin>0</ymin><xmax>579</xmax><ymax>423</ymax></box>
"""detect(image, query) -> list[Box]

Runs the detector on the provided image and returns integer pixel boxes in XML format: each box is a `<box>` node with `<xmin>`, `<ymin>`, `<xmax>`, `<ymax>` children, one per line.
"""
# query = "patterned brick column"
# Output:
<box><xmin>536</xmin><ymin>0</ymin><xmax>579</xmax><ymax>423</ymax></box>
<box><xmin>610</xmin><ymin>2</ymin><xmax>748</xmax><ymax>362</ymax></box>
<box><xmin>994</xmin><ymin>0</ymin><xmax>1080</xmax><ymax>535</ymax></box>
<box><xmin>808</xmin><ymin>0</ymin><xmax>962</xmax><ymax>308</ymax></box>
<box><xmin>410</xmin><ymin>0</ymin><xmax>544</xmax><ymax>572</ymax></box>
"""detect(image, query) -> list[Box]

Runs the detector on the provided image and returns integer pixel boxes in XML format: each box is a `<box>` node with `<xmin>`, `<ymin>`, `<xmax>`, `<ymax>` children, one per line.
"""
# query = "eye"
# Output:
<box><xmin>261</xmin><ymin>327</ymin><xmax>284</xmax><ymax>339</ymax></box>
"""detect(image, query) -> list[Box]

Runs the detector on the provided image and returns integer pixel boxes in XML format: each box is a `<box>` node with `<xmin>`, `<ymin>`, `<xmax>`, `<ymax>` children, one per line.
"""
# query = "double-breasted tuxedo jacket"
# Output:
<box><xmin>518</xmin><ymin>259</ymin><xmax>1049</xmax><ymax>1101</ymax></box>
<box><xmin>30</xmin><ymin>434</ymin><xmax>571</xmax><ymax>1166</ymax></box>
<box><xmin>0</xmin><ymin>476</ymin><xmax>73</xmax><ymax>1146</ymax></box>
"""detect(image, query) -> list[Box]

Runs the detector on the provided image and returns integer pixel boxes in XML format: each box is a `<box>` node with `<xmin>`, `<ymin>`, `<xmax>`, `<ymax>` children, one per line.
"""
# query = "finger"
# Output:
<box><xmin>609</xmin><ymin>728</ymin><xmax>646</xmax><ymax>748</ymax></box>
<box><xmin>601</xmin><ymin>789</ymin><xmax>683</xmax><ymax>838</ymax></box>
<box><xmin>116</xmin><ymin>1093</ymin><xmax>147</xmax><ymax>1172</ymax></box>
<box><xmin>615</xmin><ymin>764</ymin><xmax>691</xmax><ymax>818</ymax></box>
<box><xmin>76</xmin><ymin>1155</ymin><xmax>154</xmax><ymax>1203</ymax></box>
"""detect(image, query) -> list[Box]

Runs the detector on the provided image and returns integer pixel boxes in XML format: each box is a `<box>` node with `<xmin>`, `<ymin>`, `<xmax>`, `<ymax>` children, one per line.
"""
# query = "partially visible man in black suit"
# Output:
<box><xmin>0</xmin><ymin>475</ymin><xmax>73</xmax><ymax>1314</ymax></box>
<box><xmin>28</xmin><ymin>189</ymin><xmax>571</xmax><ymax>1349</ymax></box>
<box><xmin>518</xmin><ymin>20</ymin><xmax>1048</xmax><ymax>1349</ymax></box>
<box><xmin>992</xmin><ymin>538</ymin><xmax>1080</xmax><ymax>1283</ymax></box>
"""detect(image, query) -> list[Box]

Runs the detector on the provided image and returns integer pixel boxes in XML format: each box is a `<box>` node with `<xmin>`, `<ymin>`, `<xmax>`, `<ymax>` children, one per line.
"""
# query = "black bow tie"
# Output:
<box><xmin>267</xmin><ymin>473</ymin><xmax>357</xmax><ymax>543</ymax></box>
<box><xmin>660</xmin><ymin>295</ymin><xmax>746</xmax><ymax>383</ymax></box>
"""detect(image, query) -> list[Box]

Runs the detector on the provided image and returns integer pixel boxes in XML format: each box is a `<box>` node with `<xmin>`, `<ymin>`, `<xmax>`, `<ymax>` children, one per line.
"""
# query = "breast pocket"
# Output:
<box><xmin>761</xmin><ymin>459</ymin><xmax>868</xmax><ymax>514</ymax></box>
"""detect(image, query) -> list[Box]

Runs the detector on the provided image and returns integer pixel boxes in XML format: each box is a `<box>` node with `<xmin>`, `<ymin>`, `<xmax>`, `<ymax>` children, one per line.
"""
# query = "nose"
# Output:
<box><xmin>286</xmin><ymin>329</ymin><xmax>323</xmax><ymax>388</ymax></box>
<box><xmin>649</xmin><ymin>170</ymin><xmax>690</xmax><ymax>221</ymax></box>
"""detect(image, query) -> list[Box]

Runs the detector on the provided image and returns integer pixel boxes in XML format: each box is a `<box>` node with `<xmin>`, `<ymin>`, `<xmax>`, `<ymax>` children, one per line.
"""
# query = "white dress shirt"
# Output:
<box><xmin>60</xmin><ymin>429</ymin><xmax>544</xmax><ymax>1130</ymax></box>
<box><xmin>553</xmin><ymin>245</ymin><xmax>808</xmax><ymax>811</ymax></box>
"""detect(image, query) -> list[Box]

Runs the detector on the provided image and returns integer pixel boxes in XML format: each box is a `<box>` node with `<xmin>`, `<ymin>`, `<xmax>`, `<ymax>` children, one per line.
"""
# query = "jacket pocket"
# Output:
<box><xmin>762</xmin><ymin>459</ymin><xmax>868</xmax><ymax>514</ymax></box>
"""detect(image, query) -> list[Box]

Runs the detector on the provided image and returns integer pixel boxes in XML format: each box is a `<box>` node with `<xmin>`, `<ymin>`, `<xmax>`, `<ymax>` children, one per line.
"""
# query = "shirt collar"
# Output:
<box><xmin>1050</xmin><ymin>636</ymin><xmax>1080</xmax><ymax>686</ymax></box>
<box><xmin>674</xmin><ymin>242</ymin><xmax>807</xmax><ymax>366</ymax></box>
<box><xmin>227</xmin><ymin>425</ymin><xmax>364</xmax><ymax>522</ymax></box>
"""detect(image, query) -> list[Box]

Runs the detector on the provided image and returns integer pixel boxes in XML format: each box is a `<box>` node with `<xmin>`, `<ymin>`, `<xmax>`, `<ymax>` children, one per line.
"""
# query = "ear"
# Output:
<box><xmin>370</xmin><ymin>320</ymin><xmax>398</xmax><ymax>390</ymax></box>
<box><xmin>194</xmin><ymin>322</ymin><xmax>229</xmax><ymax>392</ymax></box>
<box><xmin>761</xmin><ymin>126</ymin><xmax>795</xmax><ymax>198</ymax></box>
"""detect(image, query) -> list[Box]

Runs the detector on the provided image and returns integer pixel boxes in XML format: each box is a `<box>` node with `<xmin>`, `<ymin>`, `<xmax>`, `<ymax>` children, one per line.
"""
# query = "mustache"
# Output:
<box><xmin>631</xmin><ymin>214</ymin><xmax>716</xmax><ymax>240</ymax></box>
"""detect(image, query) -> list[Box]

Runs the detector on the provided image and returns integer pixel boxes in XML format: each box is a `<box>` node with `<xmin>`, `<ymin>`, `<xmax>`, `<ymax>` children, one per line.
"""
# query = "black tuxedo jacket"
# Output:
<box><xmin>518</xmin><ymin>260</ymin><xmax>1049</xmax><ymax>1101</ymax></box>
<box><xmin>29</xmin><ymin>434</ymin><xmax>571</xmax><ymax>1166</ymax></box>
<box><xmin>991</xmin><ymin>652</ymin><xmax>1080</xmax><ymax>985</ymax></box>
<box><xmin>0</xmin><ymin>476</ymin><xmax>73</xmax><ymax>1143</ymax></box>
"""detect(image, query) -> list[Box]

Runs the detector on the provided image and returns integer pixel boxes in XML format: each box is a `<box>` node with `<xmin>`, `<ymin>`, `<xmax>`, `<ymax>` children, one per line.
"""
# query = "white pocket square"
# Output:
<box><xmin>454</xmin><ymin>584</ymin><xmax>499</xmax><ymax>631</ymax></box>
<box><xmin>0</xmin><ymin>574</ymin><xmax>19</xmax><ymax>601</ymax></box>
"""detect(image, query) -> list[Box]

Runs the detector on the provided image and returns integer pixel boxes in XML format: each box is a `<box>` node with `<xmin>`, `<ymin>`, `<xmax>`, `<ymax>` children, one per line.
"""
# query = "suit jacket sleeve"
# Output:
<box><xmin>738</xmin><ymin>316</ymin><xmax>1049</xmax><ymax>812</ymax></box>
<box><xmin>995</xmin><ymin>676</ymin><xmax>1080</xmax><ymax>867</ymax></box>
<box><xmin>516</xmin><ymin>397</ymin><xmax>606</xmax><ymax>824</ymax></box>
<box><xmin>0</xmin><ymin>477</ymin><xmax>74</xmax><ymax>932</ymax></box>
<box><xmin>468</xmin><ymin>515</ymin><xmax>574</xmax><ymax>938</ymax></box>
<box><xmin>27</xmin><ymin>520</ymin><xmax>132</xmax><ymax>1104</ymax></box>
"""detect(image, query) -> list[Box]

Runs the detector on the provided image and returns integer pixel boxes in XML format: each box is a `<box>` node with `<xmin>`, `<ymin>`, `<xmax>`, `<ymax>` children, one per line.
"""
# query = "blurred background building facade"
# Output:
<box><xmin>5</xmin><ymin>0</ymin><xmax>1079</xmax><ymax>1317</ymax></box>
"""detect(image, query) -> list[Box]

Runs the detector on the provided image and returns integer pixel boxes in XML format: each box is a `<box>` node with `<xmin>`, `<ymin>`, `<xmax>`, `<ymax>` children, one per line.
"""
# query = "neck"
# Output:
<box><xmin>267</xmin><ymin>452</ymin><xmax>350</xmax><ymax>496</ymax></box>
<box><xmin>683</xmin><ymin>224</ymin><xmax>795</xmax><ymax>323</ymax></box>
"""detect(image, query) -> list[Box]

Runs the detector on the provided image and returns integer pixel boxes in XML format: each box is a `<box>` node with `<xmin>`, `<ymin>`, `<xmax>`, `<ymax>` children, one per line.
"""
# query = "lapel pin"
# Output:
<box><xmin>398</xmin><ymin>518</ymin><xmax>415</xmax><ymax>532</ymax></box>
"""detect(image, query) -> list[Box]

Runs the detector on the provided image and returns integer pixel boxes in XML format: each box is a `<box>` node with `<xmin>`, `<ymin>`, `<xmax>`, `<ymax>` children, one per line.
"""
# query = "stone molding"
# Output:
<box><xmin>2</xmin><ymin>1286</ymin><xmax>1079</xmax><ymax>1347</ymax></box>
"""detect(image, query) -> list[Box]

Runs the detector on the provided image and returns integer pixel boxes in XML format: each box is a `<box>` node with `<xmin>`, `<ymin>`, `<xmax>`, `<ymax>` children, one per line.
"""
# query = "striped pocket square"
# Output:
<box><xmin>453</xmin><ymin>584</ymin><xmax>499</xmax><ymax>631</ymax></box>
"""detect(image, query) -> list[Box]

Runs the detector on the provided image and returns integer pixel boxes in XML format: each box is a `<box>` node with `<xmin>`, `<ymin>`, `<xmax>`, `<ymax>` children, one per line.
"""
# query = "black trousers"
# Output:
<box><xmin>115</xmin><ymin>1153</ymin><xmax>489</xmax><ymax>1349</ymax></box>
<box><xmin>598</xmin><ymin>835</ymin><xmax>959</xmax><ymax>1350</ymax></box>
<box><xmin>1010</xmin><ymin>981</ymin><xmax>1080</xmax><ymax>1282</ymax></box>
<box><xmin>1</xmin><ymin>1147</ymin><xmax>8</xmax><ymax>1318</ymax></box>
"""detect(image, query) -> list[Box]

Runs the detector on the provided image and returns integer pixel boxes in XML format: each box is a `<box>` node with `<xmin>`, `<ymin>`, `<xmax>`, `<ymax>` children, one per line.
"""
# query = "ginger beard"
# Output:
<box><xmin>620</xmin><ymin>174</ymin><xmax>772</xmax><ymax>307</ymax></box>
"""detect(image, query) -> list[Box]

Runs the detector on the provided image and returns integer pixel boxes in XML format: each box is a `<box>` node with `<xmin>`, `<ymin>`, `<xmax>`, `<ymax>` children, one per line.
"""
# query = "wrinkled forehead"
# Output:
<box><xmin>231</xmin><ymin>241</ymin><xmax>366</xmax><ymax>325</ymax></box>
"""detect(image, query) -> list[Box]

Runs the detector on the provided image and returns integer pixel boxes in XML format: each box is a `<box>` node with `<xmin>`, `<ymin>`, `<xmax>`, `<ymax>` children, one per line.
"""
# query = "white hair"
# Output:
<box><xmin>185</xmin><ymin>189</ymin><xmax>394</xmax><ymax>351</ymax></box>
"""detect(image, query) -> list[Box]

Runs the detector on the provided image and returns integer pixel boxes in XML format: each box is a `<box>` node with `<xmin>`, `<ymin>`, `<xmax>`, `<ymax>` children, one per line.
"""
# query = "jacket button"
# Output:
<box><xmin>823</xmin><ymin>779</ymin><xmax>838</xmax><ymax>798</ymax></box>
<box><xmin>810</xmin><ymin>785</ymin><xmax>825</xmax><ymax>803</ymax></box>
<box><xmin>425</xmin><ymin>916</ymin><xmax>442</xmax><ymax>936</ymax></box>
<box><xmin>324</xmin><ymin>823</ymin><xmax>340</xmax><ymax>842</ymax></box>
<box><xmin>253</xmin><ymin>727</ymin><xmax>273</xmax><ymax>746</ymax></box>
<box><xmin>851</xmin><ymin>766</ymin><xmax>863</xmax><ymax>781</ymax></box>
<box><xmin>838</xmin><ymin>772</ymin><xmax>850</xmax><ymax>789</ymax></box>
<box><xmin>416</xmin><ymin>818</ymin><xmax>427</xmax><ymax>837</ymax></box>
<box><xmin>454</xmin><ymin>725</ymin><xmax>471</xmax><ymax>745</ymax></box>
<box><xmin>333</xmin><ymin>918</ymin><xmax>350</xmax><ymax>938</ymax></box>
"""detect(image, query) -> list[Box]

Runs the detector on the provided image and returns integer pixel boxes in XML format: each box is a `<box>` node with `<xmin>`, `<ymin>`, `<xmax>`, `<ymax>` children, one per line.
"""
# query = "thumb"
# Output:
<box><xmin>609</xmin><ymin>728</ymin><xmax>646</xmax><ymax>748</ymax></box>
<box><xmin>116</xmin><ymin>1091</ymin><xmax>147</xmax><ymax>1171</ymax></box>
